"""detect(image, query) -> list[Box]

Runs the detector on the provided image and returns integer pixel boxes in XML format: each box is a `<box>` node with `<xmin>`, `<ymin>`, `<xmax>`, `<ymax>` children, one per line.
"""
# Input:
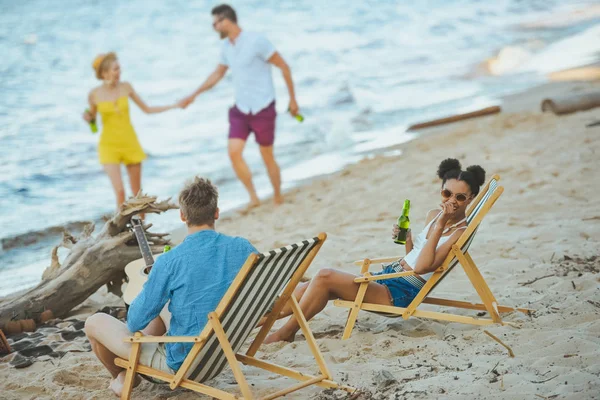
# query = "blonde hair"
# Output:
<box><xmin>178</xmin><ymin>177</ymin><xmax>219</xmax><ymax>226</ymax></box>
<box><xmin>92</xmin><ymin>52</ymin><xmax>117</xmax><ymax>80</ymax></box>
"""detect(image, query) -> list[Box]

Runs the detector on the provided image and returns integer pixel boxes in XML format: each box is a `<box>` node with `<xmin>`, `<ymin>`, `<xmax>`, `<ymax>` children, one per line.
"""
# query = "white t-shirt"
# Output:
<box><xmin>220</xmin><ymin>31</ymin><xmax>277</xmax><ymax>114</ymax></box>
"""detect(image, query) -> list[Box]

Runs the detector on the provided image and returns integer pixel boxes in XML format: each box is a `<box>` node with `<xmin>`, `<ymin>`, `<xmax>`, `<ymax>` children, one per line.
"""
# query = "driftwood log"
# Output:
<box><xmin>407</xmin><ymin>106</ymin><xmax>501</xmax><ymax>131</ymax></box>
<box><xmin>541</xmin><ymin>92</ymin><xmax>600</xmax><ymax>115</ymax></box>
<box><xmin>0</xmin><ymin>193</ymin><xmax>177</xmax><ymax>328</ymax></box>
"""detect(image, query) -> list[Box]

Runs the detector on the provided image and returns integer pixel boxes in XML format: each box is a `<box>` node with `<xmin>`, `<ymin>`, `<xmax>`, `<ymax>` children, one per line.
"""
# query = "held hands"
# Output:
<box><xmin>175</xmin><ymin>98</ymin><xmax>189</xmax><ymax>109</ymax></box>
<box><xmin>179</xmin><ymin>94</ymin><xmax>196</xmax><ymax>109</ymax></box>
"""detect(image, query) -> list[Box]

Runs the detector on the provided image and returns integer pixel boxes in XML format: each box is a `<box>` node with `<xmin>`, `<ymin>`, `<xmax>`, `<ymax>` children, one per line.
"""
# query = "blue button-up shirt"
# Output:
<box><xmin>127</xmin><ymin>230</ymin><xmax>257</xmax><ymax>371</ymax></box>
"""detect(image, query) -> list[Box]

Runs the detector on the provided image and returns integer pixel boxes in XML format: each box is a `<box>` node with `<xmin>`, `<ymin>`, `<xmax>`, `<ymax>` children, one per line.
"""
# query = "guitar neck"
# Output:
<box><xmin>131</xmin><ymin>218</ymin><xmax>154</xmax><ymax>268</ymax></box>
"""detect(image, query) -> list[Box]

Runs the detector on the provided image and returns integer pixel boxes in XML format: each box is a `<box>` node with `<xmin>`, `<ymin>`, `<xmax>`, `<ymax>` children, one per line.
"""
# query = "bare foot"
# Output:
<box><xmin>264</xmin><ymin>330</ymin><xmax>295</xmax><ymax>344</ymax></box>
<box><xmin>238</xmin><ymin>200</ymin><xmax>260</xmax><ymax>216</ymax></box>
<box><xmin>274</xmin><ymin>194</ymin><xmax>284</xmax><ymax>206</ymax></box>
<box><xmin>109</xmin><ymin>371</ymin><xmax>141</xmax><ymax>397</ymax></box>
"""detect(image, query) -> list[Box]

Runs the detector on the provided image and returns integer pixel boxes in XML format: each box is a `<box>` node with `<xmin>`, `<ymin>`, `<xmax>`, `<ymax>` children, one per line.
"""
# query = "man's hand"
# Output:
<box><xmin>288</xmin><ymin>98</ymin><xmax>299</xmax><ymax>117</ymax></box>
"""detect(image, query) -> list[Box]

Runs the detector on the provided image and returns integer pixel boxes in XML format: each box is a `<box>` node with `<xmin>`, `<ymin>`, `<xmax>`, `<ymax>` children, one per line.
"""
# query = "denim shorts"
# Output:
<box><xmin>373</xmin><ymin>265</ymin><xmax>421</xmax><ymax>307</ymax></box>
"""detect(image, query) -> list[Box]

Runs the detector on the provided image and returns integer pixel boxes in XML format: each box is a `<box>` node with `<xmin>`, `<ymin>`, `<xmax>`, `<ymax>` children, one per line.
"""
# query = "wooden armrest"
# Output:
<box><xmin>124</xmin><ymin>334</ymin><xmax>203</xmax><ymax>343</ymax></box>
<box><xmin>353</xmin><ymin>256</ymin><xmax>401</xmax><ymax>266</ymax></box>
<box><xmin>354</xmin><ymin>271</ymin><xmax>416</xmax><ymax>283</ymax></box>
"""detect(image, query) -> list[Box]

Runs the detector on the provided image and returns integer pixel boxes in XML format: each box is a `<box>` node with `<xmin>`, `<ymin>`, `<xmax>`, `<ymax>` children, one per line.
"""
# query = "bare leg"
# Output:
<box><xmin>228</xmin><ymin>138</ymin><xmax>260</xmax><ymax>207</ymax></box>
<box><xmin>264</xmin><ymin>269</ymin><xmax>391</xmax><ymax>344</ymax></box>
<box><xmin>259</xmin><ymin>145</ymin><xmax>283</xmax><ymax>205</ymax></box>
<box><xmin>126</xmin><ymin>163</ymin><xmax>142</xmax><ymax>197</ymax></box>
<box><xmin>85</xmin><ymin>313</ymin><xmax>164</xmax><ymax>396</ymax></box>
<box><xmin>256</xmin><ymin>282</ymin><xmax>310</xmax><ymax>327</ymax></box>
<box><xmin>126</xmin><ymin>162</ymin><xmax>144</xmax><ymax>218</ymax></box>
<box><xmin>276</xmin><ymin>281</ymin><xmax>310</xmax><ymax>319</ymax></box>
<box><xmin>103</xmin><ymin>164</ymin><xmax>126</xmax><ymax>209</ymax></box>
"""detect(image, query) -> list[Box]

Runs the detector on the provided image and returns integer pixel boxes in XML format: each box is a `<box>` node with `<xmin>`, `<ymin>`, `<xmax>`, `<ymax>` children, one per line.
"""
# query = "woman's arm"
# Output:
<box><xmin>83</xmin><ymin>91</ymin><xmax>97</xmax><ymax>122</ymax></box>
<box><xmin>126</xmin><ymin>82</ymin><xmax>182</xmax><ymax>114</ymax></box>
<box><xmin>412</xmin><ymin>203</ymin><xmax>462</xmax><ymax>275</ymax></box>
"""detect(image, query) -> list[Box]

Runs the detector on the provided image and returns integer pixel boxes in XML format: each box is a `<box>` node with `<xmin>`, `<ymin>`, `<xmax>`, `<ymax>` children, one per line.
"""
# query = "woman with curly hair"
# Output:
<box><xmin>264</xmin><ymin>158</ymin><xmax>486</xmax><ymax>343</ymax></box>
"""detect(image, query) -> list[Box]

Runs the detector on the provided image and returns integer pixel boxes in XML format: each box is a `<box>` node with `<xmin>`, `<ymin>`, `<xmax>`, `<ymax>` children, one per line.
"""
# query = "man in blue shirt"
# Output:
<box><xmin>85</xmin><ymin>177</ymin><xmax>257</xmax><ymax>397</ymax></box>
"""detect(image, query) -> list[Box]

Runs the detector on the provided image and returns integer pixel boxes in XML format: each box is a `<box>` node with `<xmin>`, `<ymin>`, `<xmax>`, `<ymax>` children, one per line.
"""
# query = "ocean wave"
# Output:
<box><xmin>1</xmin><ymin>220</ymin><xmax>99</xmax><ymax>252</ymax></box>
<box><xmin>479</xmin><ymin>46</ymin><xmax>533</xmax><ymax>76</ymax></box>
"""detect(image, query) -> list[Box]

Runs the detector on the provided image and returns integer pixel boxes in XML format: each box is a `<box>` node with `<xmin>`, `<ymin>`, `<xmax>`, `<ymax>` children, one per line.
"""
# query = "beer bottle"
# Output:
<box><xmin>163</xmin><ymin>245</ymin><xmax>171</xmax><ymax>253</ymax></box>
<box><xmin>394</xmin><ymin>200</ymin><xmax>411</xmax><ymax>245</ymax></box>
<box><xmin>288</xmin><ymin>107</ymin><xmax>304</xmax><ymax>123</ymax></box>
<box><xmin>85</xmin><ymin>109</ymin><xmax>98</xmax><ymax>133</ymax></box>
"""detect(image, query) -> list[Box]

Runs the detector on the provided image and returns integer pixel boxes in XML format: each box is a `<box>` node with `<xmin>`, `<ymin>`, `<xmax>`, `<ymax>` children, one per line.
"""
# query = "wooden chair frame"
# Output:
<box><xmin>115</xmin><ymin>233</ymin><xmax>355</xmax><ymax>399</ymax></box>
<box><xmin>334</xmin><ymin>175</ymin><xmax>533</xmax><ymax>339</ymax></box>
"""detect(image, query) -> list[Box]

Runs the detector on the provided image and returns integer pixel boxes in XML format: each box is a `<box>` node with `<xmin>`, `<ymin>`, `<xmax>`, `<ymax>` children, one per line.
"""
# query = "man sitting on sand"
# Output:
<box><xmin>84</xmin><ymin>177</ymin><xmax>257</xmax><ymax>397</ymax></box>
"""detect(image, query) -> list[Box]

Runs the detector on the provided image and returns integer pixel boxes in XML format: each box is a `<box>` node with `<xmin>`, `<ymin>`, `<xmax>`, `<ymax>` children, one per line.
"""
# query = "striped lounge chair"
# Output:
<box><xmin>334</xmin><ymin>175</ymin><xmax>532</xmax><ymax>339</ymax></box>
<box><xmin>115</xmin><ymin>233</ymin><xmax>355</xmax><ymax>400</ymax></box>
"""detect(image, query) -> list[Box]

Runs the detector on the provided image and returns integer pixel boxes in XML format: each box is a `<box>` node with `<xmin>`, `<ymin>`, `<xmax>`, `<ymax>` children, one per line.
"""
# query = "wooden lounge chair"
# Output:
<box><xmin>334</xmin><ymin>175</ymin><xmax>532</xmax><ymax>339</ymax></box>
<box><xmin>116</xmin><ymin>233</ymin><xmax>355</xmax><ymax>399</ymax></box>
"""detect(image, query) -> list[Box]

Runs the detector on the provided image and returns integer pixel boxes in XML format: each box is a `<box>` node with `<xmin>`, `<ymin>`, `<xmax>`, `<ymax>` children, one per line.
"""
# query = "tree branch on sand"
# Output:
<box><xmin>0</xmin><ymin>193</ymin><xmax>178</xmax><ymax>328</ymax></box>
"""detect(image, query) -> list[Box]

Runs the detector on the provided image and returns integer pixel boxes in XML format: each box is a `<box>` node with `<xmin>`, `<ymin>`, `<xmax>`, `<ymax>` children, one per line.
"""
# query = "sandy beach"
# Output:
<box><xmin>2</xmin><ymin>78</ymin><xmax>600</xmax><ymax>399</ymax></box>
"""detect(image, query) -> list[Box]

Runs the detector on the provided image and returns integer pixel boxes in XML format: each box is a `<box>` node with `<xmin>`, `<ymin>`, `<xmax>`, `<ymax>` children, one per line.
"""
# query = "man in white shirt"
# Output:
<box><xmin>182</xmin><ymin>4</ymin><xmax>300</xmax><ymax>208</ymax></box>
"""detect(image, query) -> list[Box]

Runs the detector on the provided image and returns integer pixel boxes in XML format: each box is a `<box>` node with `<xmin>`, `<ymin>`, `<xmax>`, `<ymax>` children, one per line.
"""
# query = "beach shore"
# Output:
<box><xmin>2</xmin><ymin>79</ymin><xmax>599</xmax><ymax>399</ymax></box>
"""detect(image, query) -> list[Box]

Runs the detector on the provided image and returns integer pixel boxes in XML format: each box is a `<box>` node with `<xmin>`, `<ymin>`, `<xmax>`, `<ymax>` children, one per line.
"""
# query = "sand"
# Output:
<box><xmin>1</xmin><ymin>80</ymin><xmax>600</xmax><ymax>399</ymax></box>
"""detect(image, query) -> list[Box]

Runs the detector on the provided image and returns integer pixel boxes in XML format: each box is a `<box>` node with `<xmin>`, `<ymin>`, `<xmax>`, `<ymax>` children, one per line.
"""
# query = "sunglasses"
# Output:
<box><xmin>441</xmin><ymin>188</ymin><xmax>470</xmax><ymax>202</ymax></box>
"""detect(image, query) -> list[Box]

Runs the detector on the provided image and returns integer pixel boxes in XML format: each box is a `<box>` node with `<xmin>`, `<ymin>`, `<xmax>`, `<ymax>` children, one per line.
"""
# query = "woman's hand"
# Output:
<box><xmin>438</xmin><ymin>202</ymin><xmax>457</xmax><ymax>225</ymax></box>
<box><xmin>82</xmin><ymin>110</ymin><xmax>93</xmax><ymax>123</ymax></box>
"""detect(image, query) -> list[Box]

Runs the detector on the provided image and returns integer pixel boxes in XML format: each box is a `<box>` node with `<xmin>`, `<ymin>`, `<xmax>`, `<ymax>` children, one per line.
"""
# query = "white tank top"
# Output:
<box><xmin>402</xmin><ymin>212</ymin><xmax>466</xmax><ymax>281</ymax></box>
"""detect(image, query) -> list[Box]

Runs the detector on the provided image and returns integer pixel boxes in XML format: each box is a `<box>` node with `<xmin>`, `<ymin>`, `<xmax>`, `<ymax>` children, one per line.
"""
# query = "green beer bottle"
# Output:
<box><xmin>163</xmin><ymin>245</ymin><xmax>171</xmax><ymax>253</ymax></box>
<box><xmin>394</xmin><ymin>200</ymin><xmax>411</xmax><ymax>245</ymax></box>
<box><xmin>288</xmin><ymin>107</ymin><xmax>304</xmax><ymax>123</ymax></box>
<box><xmin>85</xmin><ymin>109</ymin><xmax>98</xmax><ymax>133</ymax></box>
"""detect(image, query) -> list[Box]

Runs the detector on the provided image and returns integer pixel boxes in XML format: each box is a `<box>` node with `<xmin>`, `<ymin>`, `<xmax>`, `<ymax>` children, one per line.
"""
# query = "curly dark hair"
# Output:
<box><xmin>437</xmin><ymin>158</ymin><xmax>486</xmax><ymax>195</ymax></box>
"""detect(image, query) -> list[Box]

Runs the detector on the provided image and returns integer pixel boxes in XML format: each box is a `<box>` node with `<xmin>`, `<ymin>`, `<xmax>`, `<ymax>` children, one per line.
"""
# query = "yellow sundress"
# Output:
<box><xmin>97</xmin><ymin>96</ymin><xmax>146</xmax><ymax>165</ymax></box>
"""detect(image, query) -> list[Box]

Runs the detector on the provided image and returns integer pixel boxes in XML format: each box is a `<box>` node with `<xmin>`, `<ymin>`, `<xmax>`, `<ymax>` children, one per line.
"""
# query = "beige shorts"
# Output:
<box><xmin>139</xmin><ymin>342</ymin><xmax>174</xmax><ymax>374</ymax></box>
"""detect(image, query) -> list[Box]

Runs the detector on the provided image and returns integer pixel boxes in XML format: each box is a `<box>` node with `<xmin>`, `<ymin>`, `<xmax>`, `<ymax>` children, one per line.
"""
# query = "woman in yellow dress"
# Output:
<box><xmin>83</xmin><ymin>52</ymin><xmax>183</xmax><ymax>208</ymax></box>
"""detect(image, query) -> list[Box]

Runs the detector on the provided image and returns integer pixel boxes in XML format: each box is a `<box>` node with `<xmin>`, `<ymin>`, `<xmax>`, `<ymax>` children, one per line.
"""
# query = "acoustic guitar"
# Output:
<box><xmin>122</xmin><ymin>216</ymin><xmax>164</xmax><ymax>306</ymax></box>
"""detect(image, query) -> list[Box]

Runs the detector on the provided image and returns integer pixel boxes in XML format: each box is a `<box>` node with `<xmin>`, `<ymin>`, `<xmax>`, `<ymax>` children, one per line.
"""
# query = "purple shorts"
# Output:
<box><xmin>228</xmin><ymin>101</ymin><xmax>276</xmax><ymax>146</ymax></box>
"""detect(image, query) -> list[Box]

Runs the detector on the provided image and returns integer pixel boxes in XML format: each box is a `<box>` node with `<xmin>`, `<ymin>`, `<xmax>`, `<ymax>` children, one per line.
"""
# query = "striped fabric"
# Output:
<box><xmin>185</xmin><ymin>237</ymin><xmax>320</xmax><ymax>383</ymax></box>
<box><xmin>385</xmin><ymin>178</ymin><xmax>499</xmax><ymax>296</ymax></box>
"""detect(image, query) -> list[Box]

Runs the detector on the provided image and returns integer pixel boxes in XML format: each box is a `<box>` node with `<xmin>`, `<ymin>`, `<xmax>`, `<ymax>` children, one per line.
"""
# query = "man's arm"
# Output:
<box><xmin>127</xmin><ymin>257</ymin><xmax>171</xmax><ymax>333</ymax></box>
<box><xmin>268</xmin><ymin>52</ymin><xmax>299</xmax><ymax>116</ymax></box>
<box><xmin>181</xmin><ymin>64</ymin><xmax>228</xmax><ymax>108</ymax></box>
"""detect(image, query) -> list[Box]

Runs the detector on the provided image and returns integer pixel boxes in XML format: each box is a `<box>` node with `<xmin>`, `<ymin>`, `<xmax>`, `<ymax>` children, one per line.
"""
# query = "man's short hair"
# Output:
<box><xmin>211</xmin><ymin>4</ymin><xmax>237</xmax><ymax>24</ymax></box>
<box><xmin>179</xmin><ymin>177</ymin><xmax>219</xmax><ymax>226</ymax></box>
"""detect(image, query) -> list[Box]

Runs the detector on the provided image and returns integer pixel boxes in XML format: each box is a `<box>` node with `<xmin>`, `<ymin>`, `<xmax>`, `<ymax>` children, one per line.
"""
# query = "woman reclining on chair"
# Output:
<box><xmin>264</xmin><ymin>158</ymin><xmax>486</xmax><ymax>343</ymax></box>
